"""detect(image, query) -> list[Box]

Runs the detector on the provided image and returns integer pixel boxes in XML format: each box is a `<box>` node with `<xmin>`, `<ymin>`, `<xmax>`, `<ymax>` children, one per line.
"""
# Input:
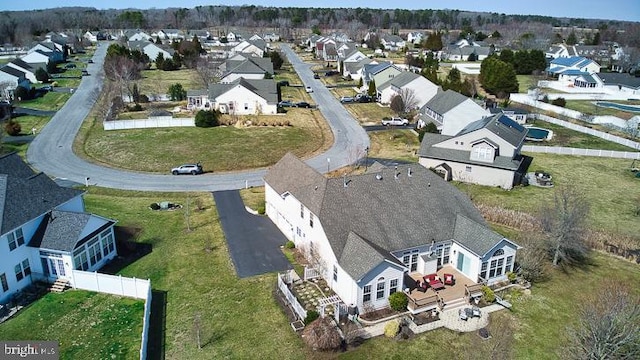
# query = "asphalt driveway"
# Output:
<box><xmin>213</xmin><ymin>190</ymin><xmax>291</xmax><ymax>278</ymax></box>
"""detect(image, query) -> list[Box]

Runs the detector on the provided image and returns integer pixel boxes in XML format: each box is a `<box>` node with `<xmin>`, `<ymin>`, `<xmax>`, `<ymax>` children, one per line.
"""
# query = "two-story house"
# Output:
<box><xmin>377</xmin><ymin>71</ymin><xmax>440</xmax><ymax>109</ymax></box>
<box><xmin>361</xmin><ymin>62</ymin><xmax>402</xmax><ymax>95</ymax></box>
<box><xmin>418</xmin><ymin>114</ymin><xmax>531</xmax><ymax>189</ymax></box>
<box><xmin>417</xmin><ymin>90</ymin><xmax>489</xmax><ymax>136</ymax></box>
<box><xmin>264</xmin><ymin>153</ymin><xmax>519</xmax><ymax>314</ymax></box>
<box><xmin>0</xmin><ymin>153</ymin><xmax>118</xmax><ymax>304</ymax></box>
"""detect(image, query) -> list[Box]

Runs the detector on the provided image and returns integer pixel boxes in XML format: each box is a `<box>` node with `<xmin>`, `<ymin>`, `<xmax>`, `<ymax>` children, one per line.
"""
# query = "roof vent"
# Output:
<box><xmin>314</xmin><ymin>185</ymin><xmax>318</xmax><ymax>191</ymax></box>
<box><xmin>408</xmin><ymin>167</ymin><xmax>412</xmax><ymax>177</ymax></box>
<box><xmin>375</xmin><ymin>174</ymin><xmax>383</xmax><ymax>180</ymax></box>
<box><xmin>343</xmin><ymin>174</ymin><xmax>350</xmax><ymax>187</ymax></box>
<box><xmin>428</xmin><ymin>182</ymin><xmax>431</xmax><ymax>187</ymax></box>
<box><xmin>394</xmin><ymin>171</ymin><xmax>399</xmax><ymax>180</ymax></box>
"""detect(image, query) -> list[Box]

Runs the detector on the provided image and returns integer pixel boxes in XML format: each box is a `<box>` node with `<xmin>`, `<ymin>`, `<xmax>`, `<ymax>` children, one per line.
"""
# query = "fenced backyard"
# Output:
<box><xmin>103</xmin><ymin>116</ymin><xmax>195</xmax><ymax>130</ymax></box>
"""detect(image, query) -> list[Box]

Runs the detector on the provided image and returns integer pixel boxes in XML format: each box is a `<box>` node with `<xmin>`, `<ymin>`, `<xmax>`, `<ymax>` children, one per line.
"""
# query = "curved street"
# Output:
<box><xmin>26</xmin><ymin>43</ymin><xmax>369</xmax><ymax>191</ymax></box>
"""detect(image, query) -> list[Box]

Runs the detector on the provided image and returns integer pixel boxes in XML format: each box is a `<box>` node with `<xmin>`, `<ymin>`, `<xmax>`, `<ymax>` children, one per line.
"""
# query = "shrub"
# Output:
<box><xmin>551</xmin><ymin>97</ymin><xmax>566</xmax><ymax>107</ymax></box>
<box><xmin>128</xmin><ymin>104</ymin><xmax>143</xmax><ymax>111</ymax></box>
<box><xmin>388</xmin><ymin>292</ymin><xmax>408</xmax><ymax>311</ymax></box>
<box><xmin>507</xmin><ymin>271</ymin><xmax>517</xmax><ymax>282</ymax></box>
<box><xmin>4</xmin><ymin>119</ymin><xmax>21</xmax><ymax>136</ymax></box>
<box><xmin>149</xmin><ymin>203</ymin><xmax>161</xmax><ymax>210</ymax></box>
<box><xmin>384</xmin><ymin>320</ymin><xmax>400</xmax><ymax>338</ymax></box>
<box><xmin>304</xmin><ymin>310</ymin><xmax>320</xmax><ymax>325</ymax></box>
<box><xmin>14</xmin><ymin>86</ymin><xmax>29</xmax><ymax>101</ymax></box>
<box><xmin>257</xmin><ymin>202</ymin><xmax>266</xmax><ymax>215</ymax></box>
<box><xmin>195</xmin><ymin>110</ymin><xmax>219</xmax><ymax>128</ymax></box>
<box><xmin>285</xmin><ymin>240</ymin><xmax>295</xmax><ymax>249</ymax></box>
<box><xmin>301</xmin><ymin>317</ymin><xmax>341</xmax><ymax>350</ymax></box>
<box><xmin>541</xmin><ymin>95</ymin><xmax>549</xmax><ymax>103</ymax></box>
<box><xmin>481</xmin><ymin>285</ymin><xmax>495</xmax><ymax>303</ymax></box>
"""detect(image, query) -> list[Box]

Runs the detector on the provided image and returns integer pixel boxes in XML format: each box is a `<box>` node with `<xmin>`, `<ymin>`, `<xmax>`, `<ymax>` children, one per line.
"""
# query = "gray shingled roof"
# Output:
<box><xmin>453</xmin><ymin>214</ymin><xmax>506</xmax><ymax>256</ymax></box>
<box><xmin>0</xmin><ymin>153</ymin><xmax>83</xmax><ymax>236</ymax></box>
<box><xmin>237</xmin><ymin>78</ymin><xmax>278</xmax><ymax>104</ymax></box>
<box><xmin>377</xmin><ymin>71</ymin><xmax>420</xmax><ymax>90</ymax></box>
<box><xmin>29</xmin><ymin>210</ymin><xmax>115</xmax><ymax>252</ymax></box>
<box><xmin>345</xmin><ymin>58</ymin><xmax>372</xmax><ymax>74</ymax></box>
<box><xmin>9</xmin><ymin>58</ymin><xmax>33</xmax><ymax>71</ymax></box>
<box><xmin>597</xmin><ymin>73</ymin><xmax>640</xmax><ymax>89</ymax></box>
<box><xmin>0</xmin><ymin>65</ymin><xmax>25</xmax><ymax>78</ymax></box>
<box><xmin>457</xmin><ymin>114</ymin><xmax>527</xmax><ymax>148</ymax></box>
<box><xmin>265</xmin><ymin>154</ymin><xmax>505</xmax><ymax>280</ymax></box>
<box><xmin>421</xmin><ymin>90</ymin><xmax>469</xmax><ymax>115</ymax></box>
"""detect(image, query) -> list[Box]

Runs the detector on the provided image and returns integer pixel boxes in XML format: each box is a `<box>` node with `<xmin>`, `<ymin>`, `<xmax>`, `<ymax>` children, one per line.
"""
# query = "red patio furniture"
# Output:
<box><xmin>423</xmin><ymin>273</ymin><xmax>444</xmax><ymax>291</ymax></box>
<box><xmin>443</xmin><ymin>273</ymin><xmax>455</xmax><ymax>286</ymax></box>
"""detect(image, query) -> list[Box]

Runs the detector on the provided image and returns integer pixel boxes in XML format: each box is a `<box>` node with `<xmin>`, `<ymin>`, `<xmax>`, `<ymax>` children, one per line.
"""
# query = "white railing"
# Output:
<box><xmin>303</xmin><ymin>266</ymin><xmax>321</xmax><ymax>281</ymax></box>
<box><xmin>103</xmin><ymin>117</ymin><xmax>195</xmax><ymax>130</ymax></box>
<box><xmin>522</xmin><ymin>145</ymin><xmax>640</xmax><ymax>159</ymax></box>
<box><xmin>277</xmin><ymin>272</ymin><xmax>307</xmax><ymax>321</ymax></box>
<box><xmin>71</xmin><ymin>270</ymin><xmax>151</xmax><ymax>360</ymax></box>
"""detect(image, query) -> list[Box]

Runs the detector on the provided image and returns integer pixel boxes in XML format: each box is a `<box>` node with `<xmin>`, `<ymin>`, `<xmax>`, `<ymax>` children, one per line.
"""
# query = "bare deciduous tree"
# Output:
<box><xmin>566</xmin><ymin>282</ymin><xmax>640</xmax><ymax>359</ymax></box>
<box><xmin>193</xmin><ymin>57</ymin><xmax>220</xmax><ymax>89</ymax></box>
<box><xmin>104</xmin><ymin>56</ymin><xmax>141</xmax><ymax>104</ymax></box>
<box><xmin>398</xmin><ymin>88</ymin><xmax>418</xmax><ymax>112</ymax></box>
<box><xmin>514</xmin><ymin>232</ymin><xmax>547</xmax><ymax>282</ymax></box>
<box><xmin>539</xmin><ymin>186</ymin><xmax>590</xmax><ymax>266</ymax></box>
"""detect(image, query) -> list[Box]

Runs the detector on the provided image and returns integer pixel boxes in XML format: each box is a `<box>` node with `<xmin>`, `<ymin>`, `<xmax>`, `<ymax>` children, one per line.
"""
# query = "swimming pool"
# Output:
<box><xmin>595</xmin><ymin>102</ymin><xmax>640</xmax><ymax>113</ymax></box>
<box><xmin>526</xmin><ymin>127</ymin><xmax>553</xmax><ymax>141</ymax></box>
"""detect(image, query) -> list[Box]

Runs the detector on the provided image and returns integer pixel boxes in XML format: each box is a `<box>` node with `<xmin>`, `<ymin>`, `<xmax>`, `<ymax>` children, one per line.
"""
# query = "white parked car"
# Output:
<box><xmin>381</xmin><ymin>117</ymin><xmax>409</xmax><ymax>126</ymax></box>
<box><xmin>305</xmin><ymin>86</ymin><xmax>313</xmax><ymax>93</ymax></box>
<box><xmin>171</xmin><ymin>163</ymin><xmax>203</xmax><ymax>175</ymax></box>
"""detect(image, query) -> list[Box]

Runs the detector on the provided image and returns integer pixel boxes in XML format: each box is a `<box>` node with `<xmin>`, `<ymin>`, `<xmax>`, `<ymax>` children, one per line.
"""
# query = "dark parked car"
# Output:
<box><xmin>325</xmin><ymin>70</ymin><xmax>339</xmax><ymax>76</ymax></box>
<box><xmin>278</xmin><ymin>100</ymin><xmax>294</xmax><ymax>107</ymax></box>
<box><xmin>295</xmin><ymin>101</ymin><xmax>312</xmax><ymax>108</ymax></box>
<box><xmin>41</xmin><ymin>85</ymin><xmax>54</xmax><ymax>91</ymax></box>
<box><xmin>81</xmin><ymin>70</ymin><xmax>90</xmax><ymax>76</ymax></box>
<box><xmin>88</xmin><ymin>59</ymin><xmax>94</xmax><ymax>63</ymax></box>
<box><xmin>277</xmin><ymin>80</ymin><xmax>290</xmax><ymax>86</ymax></box>
<box><xmin>313</xmin><ymin>73</ymin><xmax>320</xmax><ymax>79</ymax></box>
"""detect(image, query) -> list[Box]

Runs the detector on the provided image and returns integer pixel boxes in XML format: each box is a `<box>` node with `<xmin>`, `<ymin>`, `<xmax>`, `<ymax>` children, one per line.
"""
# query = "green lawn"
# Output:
<box><xmin>0</xmin><ymin>290</ymin><xmax>144</xmax><ymax>359</ymax></box>
<box><xmin>368</xmin><ymin>130</ymin><xmax>420</xmax><ymax>163</ymax></box>
<box><xmin>563</xmin><ymin>100</ymin><xmax>638</xmax><ymax>120</ymax></box>
<box><xmin>138</xmin><ymin>68</ymin><xmax>200</xmax><ymax>95</ymax></box>
<box><xmin>17</xmin><ymin>92</ymin><xmax>71</xmax><ymax>111</ymax></box>
<box><xmin>345</xmin><ymin>103</ymin><xmax>396</xmax><ymax>125</ymax></box>
<box><xmin>529</xmin><ymin>119</ymin><xmax>639</xmax><ymax>151</ymax></box>
<box><xmin>12</xmin><ymin>114</ymin><xmax>53</xmax><ymax>135</ymax></box>
<box><xmin>82</xmin><ymin>188</ymin><xmax>307</xmax><ymax>359</ymax></box>
<box><xmin>517</xmin><ymin>75</ymin><xmax>536</xmax><ymax>93</ymax></box>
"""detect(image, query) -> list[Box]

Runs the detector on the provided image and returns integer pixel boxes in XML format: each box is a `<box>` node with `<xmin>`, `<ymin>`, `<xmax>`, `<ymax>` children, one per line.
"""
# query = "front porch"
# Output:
<box><xmin>404</xmin><ymin>265</ymin><xmax>484</xmax><ymax>314</ymax></box>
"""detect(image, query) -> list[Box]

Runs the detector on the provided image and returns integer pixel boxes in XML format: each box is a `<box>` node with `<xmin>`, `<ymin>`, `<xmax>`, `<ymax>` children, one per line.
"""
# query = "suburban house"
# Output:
<box><xmin>444</xmin><ymin>46</ymin><xmax>492</xmax><ymax>61</ymax></box>
<box><xmin>19</xmin><ymin>51</ymin><xmax>50</xmax><ymax>71</ymax></box>
<box><xmin>406</xmin><ymin>31</ymin><xmax>424</xmax><ymax>45</ymax></box>
<box><xmin>264</xmin><ymin>153</ymin><xmax>520</xmax><ymax>313</ymax></box>
<box><xmin>186</xmin><ymin>78</ymin><xmax>278</xmax><ymax>115</ymax></box>
<box><xmin>546</xmin><ymin>56</ymin><xmax>601</xmax><ymax>84</ymax></box>
<box><xmin>417</xmin><ymin>90</ymin><xmax>489</xmax><ymax>136</ymax></box>
<box><xmin>377</xmin><ymin>71</ymin><xmax>440</xmax><ymax>109</ymax></box>
<box><xmin>380</xmin><ymin>34</ymin><xmax>406</xmax><ymax>51</ymax></box>
<box><xmin>156</xmin><ymin>29</ymin><xmax>185</xmax><ymax>41</ymax></box>
<box><xmin>418</xmin><ymin>113</ymin><xmax>530</xmax><ymax>189</ymax></box>
<box><xmin>219</xmin><ymin>57</ymin><xmax>274</xmax><ymax>83</ymax></box>
<box><xmin>127</xmin><ymin>41</ymin><xmax>173</xmax><ymax>62</ymax></box>
<box><xmin>28</xmin><ymin>43</ymin><xmax>64</xmax><ymax>63</ymax></box>
<box><xmin>597</xmin><ymin>72</ymin><xmax>640</xmax><ymax>95</ymax></box>
<box><xmin>121</xmin><ymin>30</ymin><xmax>152</xmax><ymax>42</ymax></box>
<box><xmin>545</xmin><ymin>44</ymin><xmax>577</xmax><ymax>59</ymax></box>
<box><xmin>83</xmin><ymin>31</ymin><xmax>99</xmax><ymax>43</ymax></box>
<box><xmin>231</xmin><ymin>39</ymin><xmax>267</xmax><ymax>58</ymax></box>
<box><xmin>0</xmin><ymin>66</ymin><xmax>31</xmax><ymax>93</ymax></box>
<box><xmin>6</xmin><ymin>59</ymin><xmax>37</xmax><ymax>84</ymax></box>
<box><xmin>0</xmin><ymin>153</ymin><xmax>118</xmax><ymax>304</ymax></box>
<box><xmin>343</xmin><ymin>57</ymin><xmax>374</xmax><ymax>81</ymax></box>
<box><xmin>361</xmin><ymin>62</ymin><xmax>402</xmax><ymax>93</ymax></box>
<box><xmin>189</xmin><ymin>30</ymin><xmax>211</xmax><ymax>41</ymax></box>
<box><xmin>488</xmin><ymin>107</ymin><xmax>528</xmax><ymax>125</ymax></box>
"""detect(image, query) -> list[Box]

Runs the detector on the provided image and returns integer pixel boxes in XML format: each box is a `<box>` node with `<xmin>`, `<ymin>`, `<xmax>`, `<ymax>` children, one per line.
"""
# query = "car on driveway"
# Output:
<box><xmin>88</xmin><ymin>59</ymin><xmax>94</xmax><ymax>63</ymax></box>
<box><xmin>81</xmin><ymin>70</ymin><xmax>90</xmax><ymax>76</ymax></box>
<box><xmin>295</xmin><ymin>101</ymin><xmax>312</xmax><ymax>108</ymax></box>
<box><xmin>356</xmin><ymin>94</ymin><xmax>373</xmax><ymax>103</ymax></box>
<box><xmin>41</xmin><ymin>85</ymin><xmax>54</xmax><ymax>91</ymax></box>
<box><xmin>305</xmin><ymin>86</ymin><xmax>313</xmax><ymax>93</ymax></box>
<box><xmin>278</xmin><ymin>100</ymin><xmax>294</xmax><ymax>107</ymax></box>
<box><xmin>313</xmin><ymin>73</ymin><xmax>320</xmax><ymax>79</ymax></box>
<box><xmin>381</xmin><ymin>117</ymin><xmax>409</xmax><ymax>126</ymax></box>
<box><xmin>340</xmin><ymin>96</ymin><xmax>354</xmax><ymax>103</ymax></box>
<box><xmin>171</xmin><ymin>163</ymin><xmax>203</xmax><ymax>175</ymax></box>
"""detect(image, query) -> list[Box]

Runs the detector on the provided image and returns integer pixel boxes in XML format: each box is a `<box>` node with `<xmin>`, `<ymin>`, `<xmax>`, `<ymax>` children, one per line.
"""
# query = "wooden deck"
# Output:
<box><xmin>405</xmin><ymin>265</ymin><xmax>479</xmax><ymax>313</ymax></box>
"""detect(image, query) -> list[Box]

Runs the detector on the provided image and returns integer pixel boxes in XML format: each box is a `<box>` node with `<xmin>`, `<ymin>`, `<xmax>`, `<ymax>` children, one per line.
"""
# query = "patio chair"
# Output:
<box><xmin>443</xmin><ymin>273</ymin><xmax>455</xmax><ymax>286</ymax></box>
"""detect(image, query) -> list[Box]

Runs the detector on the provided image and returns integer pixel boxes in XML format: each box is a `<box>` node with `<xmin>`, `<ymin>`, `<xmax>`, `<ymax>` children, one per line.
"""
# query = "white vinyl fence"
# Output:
<box><xmin>277</xmin><ymin>272</ymin><xmax>307</xmax><ymax>321</ymax></box>
<box><xmin>71</xmin><ymin>270</ymin><xmax>151</xmax><ymax>360</ymax></box>
<box><xmin>303</xmin><ymin>266</ymin><xmax>321</xmax><ymax>281</ymax></box>
<box><xmin>522</xmin><ymin>145</ymin><xmax>640</xmax><ymax>159</ymax></box>
<box><xmin>103</xmin><ymin>116</ymin><xmax>195</xmax><ymax>130</ymax></box>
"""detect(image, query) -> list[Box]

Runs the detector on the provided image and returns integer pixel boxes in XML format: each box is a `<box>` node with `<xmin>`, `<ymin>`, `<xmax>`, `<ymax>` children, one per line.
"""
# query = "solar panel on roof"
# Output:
<box><xmin>497</xmin><ymin>115</ymin><xmax>525</xmax><ymax>132</ymax></box>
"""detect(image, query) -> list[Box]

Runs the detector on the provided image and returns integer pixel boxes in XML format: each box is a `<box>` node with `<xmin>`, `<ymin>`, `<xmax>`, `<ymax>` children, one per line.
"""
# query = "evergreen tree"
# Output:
<box><xmin>35</xmin><ymin>67</ymin><xmax>49</xmax><ymax>82</ymax></box>
<box><xmin>480</xmin><ymin>56</ymin><xmax>518</xmax><ymax>97</ymax></box>
<box><xmin>423</xmin><ymin>31</ymin><xmax>443</xmax><ymax>51</ymax></box>
<box><xmin>367</xmin><ymin>80</ymin><xmax>376</xmax><ymax>97</ymax></box>
<box><xmin>566</xmin><ymin>31</ymin><xmax>578</xmax><ymax>45</ymax></box>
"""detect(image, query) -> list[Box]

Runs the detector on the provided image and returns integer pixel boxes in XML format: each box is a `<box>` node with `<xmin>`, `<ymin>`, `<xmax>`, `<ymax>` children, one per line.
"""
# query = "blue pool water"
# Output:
<box><xmin>595</xmin><ymin>102</ymin><xmax>640</xmax><ymax>113</ymax></box>
<box><xmin>526</xmin><ymin>127</ymin><xmax>551</xmax><ymax>141</ymax></box>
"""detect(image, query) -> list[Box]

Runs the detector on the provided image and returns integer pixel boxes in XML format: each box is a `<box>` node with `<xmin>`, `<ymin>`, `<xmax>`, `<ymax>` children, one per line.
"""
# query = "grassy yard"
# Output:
<box><xmin>456</xmin><ymin>153</ymin><xmax>640</xmax><ymax>240</ymax></box>
<box><xmin>0</xmin><ymin>290</ymin><xmax>144</xmax><ymax>359</ymax></box>
<box><xmin>529</xmin><ymin>119</ymin><xmax>639</xmax><ymax>151</ymax></box>
<box><xmin>11</xmin><ymin>114</ymin><xmax>53</xmax><ymax>135</ymax></box>
<box><xmin>0</xmin><ymin>142</ymin><xmax>28</xmax><ymax>158</ymax></box>
<box><xmin>517</xmin><ymin>75</ymin><xmax>536</xmax><ymax>93</ymax></box>
<box><xmin>564</xmin><ymin>100</ymin><xmax>637</xmax><ymax>120</ymax></box>
<box><xmin>81</xmin><ymin>188</ymin><xmax>307</xmax><ymax>359</ymax></box>
<box><xmin>138</xmin><ymin>69</ymin><xmax>200</xmax><ymax>95</ymax></box>
<box><xmin>77</xmin><ymin>106</ymin><xmax>332</xmax><ymax>173</ymax></box>
<box><xmin>368</xmin><ymin>130</ymin><xmax>420</xmax><ymax>163</ymax></box>
<box><xmin>345</xmin><ymin>103</ymin><xmax>396</xmax><ymax>125</ymax></box>
<box><xmin>17</xmin><ymin>92</ymin><xmax>71</xmax><ymax>111</ymax></box>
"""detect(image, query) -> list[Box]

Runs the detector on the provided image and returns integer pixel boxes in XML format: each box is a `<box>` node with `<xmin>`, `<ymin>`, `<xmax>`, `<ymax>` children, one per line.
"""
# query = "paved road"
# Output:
<box><xmin>212</xmin><ymin>190</ymin><xmax>291</xmax><ymax>278</ymax></box>
<box><xmin>26</xmin><ymin>43</ymin><xmax>369</xmax><ymax>191</ymax></box>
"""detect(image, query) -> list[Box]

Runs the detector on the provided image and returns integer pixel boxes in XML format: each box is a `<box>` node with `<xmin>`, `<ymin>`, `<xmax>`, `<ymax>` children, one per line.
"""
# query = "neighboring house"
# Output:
<box><xmin>361</xmin><ymin>61</ymin><xmax>402</xmax><ymax>93</ymax></box>
<box><xmin>407</xmin><ymin>31</ymin><xmax>424</xmax><ymax>44</ymax></box>
<box><xmin>127</xmin><ymin>41</ymin><xmax>173</xmax><ymax>62</ymax></box>
<box><xmin>444</xmin><ymin>46</ymin><xmax>492</xmax><ymax>61</ymax></box>
<box><xmin>83</xmin><ymin>31</ymin><xmax>99</xmax><ymax>43</ymax></box>
<box><xmin>545</xmin><ymin>44</ymin><xmax>574</xmax><ymax>59</ymax></box>
<box><xmin>488</xmin><ymin>107</ymin><xmax>528</xmax><ymax>125</ymax></box>
<box><xmin>0</xmin><ymin>66</ymin><xmax>31</xmax><ymax>92</ymax></box>
<box><xmin>377</xmin><ymin>71</ymin><xmax>439</xmax><ymax>109</ymax></box>
<box><xmin>380</xmin><ymin>34</ymin><xmax>406</xmax><ymax>51</ymax></box>
<box><xmin>231</xmin><ymin>39</ymin><xmax>267</xmax><ymax>58</ymax></box>
<box><xmin>19</xmin><ymin>51</ymin><xmax>49</xmax><ymax>71</ymax></box>
<box><xmin>187</xmin><ymin>78</ymin><xmax>278</xmax><ymax>115</ymax></box>
<box><xmin>6</xmin><ymin>58</ymin><xmax>37</xmax><ymax>83</ymax></box>
<box><xmin>264</xmin><ymin>153</ymin><xmax>520</xmax><ymax>313</ymax></box>
<box><xmin>343</xmin><ymin>57</ymin><xmax>374</xmax><ymax>81</ymax></box>
<box><xmin>122</xmin><ymin>30</ymin><xmax>152</xmax><ymax>42</ymax></box>
<box><xmin>418</xmin><ymin>90</ymin><xmax>489</xmax><ymax>136</ymax></box>
<box><xmin>261</xmin><ymin>33</ymin><xmax>280</xmax><ymax>42</ymax></box>
<box><xmin>226</xmin><ymin>31</ymin><xmax>238</xmax><ymax>42</ymax></box>
<box><xmin>547</xmin><ymin>56</ymin><xmax>601</xmax><ymax>77</ymax></box>
<box><xmin>189</xmin><ymin>30</ymin><xmax>211</xmax><ymax>41</ymax></box>
<box><xmin>418</xmin><ymin>114</ymin><xmax>530</xmax><ymax>189</ymax></box>
<box><xmin>157</xmin><ymin>29</ymin><xmax>184</xmax><ymax>41</ymax></box>
<box><xmin>28</xmin><ymin>43</ymin><xmax>64</xmax><ymax>63</ymax></box>
<box><xmin>0</xmin><ymin>153</ymin><xmax>118</xmax><ymax>304</ymax></box>
<box><xmin>597</xmin><ymin>72</ymin><xmax>640</xmax><ymax>95</ymax></box>
<box><xmin>219</xmin><ymin>57</ymin><xmax>274</xmax><ymax>83</ymax></box>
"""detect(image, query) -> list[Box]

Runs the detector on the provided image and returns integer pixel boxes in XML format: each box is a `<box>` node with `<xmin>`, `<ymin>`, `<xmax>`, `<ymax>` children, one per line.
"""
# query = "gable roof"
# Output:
<box><xmin>597</xmin><ymin>72</ymin><xmax>640</xmax><ymax>89</ymax></box>
<box><xmin>378</xmin><ymin>71</ymin><xmax>421</xmax><ymax>90</ymax></box>
<box><xmin>453</xmin><ymin>214</ymin><xmax>506</xmax><ymax>256</ymax></box>
<box><xmin>0</xmin><ymin>153</ymin><xmax>83</xmax><ymax>236</ymax></box>
<box><xmin>208</xmin><ymin>78</ymin><xmax>278</xmax><ymax>104</ymax></box>
<box><xmin>456</xmin><ymin>114</ymin><xmax>527</xmax><ymax>147</ymax></box>
<box><xmin>224</xmin><ymin>57</ymin><xmax>273</xmax><ymax>76</ymax></box>
<box><xmin>550</xmin><ymin>56</ymin><xmax>596</xmax><ymax>68</ymax></box>
<box><xmin>421</xmin><ymin>89</ymin><xmax>469</xmax><ymax>115</ymax></box>
<box><xmin>265</xmin><ymin>154</ymin><xmax>505</xmax><ymax>279</ymax></box>
<box><xmin>339</xmin><ymin>232</ymin><xmax>404</xmax><ymax>281</ymax></box>
<box><xmin>9</xmin><ymin>58</ymin><xmax>33</xmax><ymax>71</ymax></box>
<box><xmin>28</xmin><ymin>210</ymin><xmax>115</xmax><ymax>252</ymax></box>
<box><xmin>0</xmin><ymin>65</ymin><xmax>26</xmax><ymax>79</ymax></box>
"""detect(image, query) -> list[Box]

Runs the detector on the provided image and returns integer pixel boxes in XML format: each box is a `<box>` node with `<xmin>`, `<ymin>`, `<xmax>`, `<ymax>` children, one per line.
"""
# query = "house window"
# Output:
<box><xmin>465</xmin><ymin>166</ymin><xmax>472</xmax><ymax>173</ymax></box>
<box><xmin>309</xmin><ymin>214</ymin><xmax>314</xmax><ymax>228</ymax></box>
<box><xmin>7</xmin><ymin>228</ymin><xmax>24</xmax><ymax>251</ymax></box>
<box><xmin>88</xmin><ymin>238</ymin><xmax>103</xmax><ymax>266</ymax></box>
<box><xmin>475</xmin><ymin>147</ymin><xmax>492</xmax><ymax>160</ymax></box>
<box><xmin>403</xmin><ymin>250</ymin><xmax>419</xmax><ymax>272</ymax></box>
<box><xmin>363</xmin><ymin>285</ymin><xmax>372</xmax><ymax>303</ymax></box>
<box><xmin>506</xmin><ymin>255</ymin><xmax>513</xmax><ymax>273</ymax></box>
<box><xmin>389</xmin><ymin>279</ymin><xmax>398</xmax><ymax>294</ymax></box>
<box><xmin>0</xmin><ymin>273</ymin><xmax>8</xmax><ymax>292</ymax></box>
<box><xmin>480</xmin><ymin>261</ymin><xmax>488</xmax><ymax>280</ymax></box>
<box><xmin>74</xmin><ymin>252</ymin><xmax>89</xmax><ymax>271</ymax></box>
<box><xmin>496</xmin><ymin>258</ymin><xmax>504</xmax><ymax>276</ymax></box>
<box><xmin>493</xmin><ymin>249</ymin><xmax>504</xmax><ymax>257</ymax></box>
<box><xmin>14</xmin><ymin>259</ymin><xmax>30</xmax><ymax>282</ymax></box>
<box><xmin>300</xmin><ymin>204</ymin><xmax>304</xmax><ymax>218</ymax></box>
<box><xmin>376</xmin><ymin>278</ymin><xmax>386</xmax><ymax>300</ymax></box>
<box><xmin>489</xmin><ymin>259</ymin><xmax>498</xmax><ymax>278</ymax></box>
<box><xmin>333</xmin><ymin>265</ymin><xmax>338</xmax><ymax>282</ymax></box>
<box><xmin>101</xmin><ymin>229</ymin><xmax>115</xmax><ymax>255</ymax></box>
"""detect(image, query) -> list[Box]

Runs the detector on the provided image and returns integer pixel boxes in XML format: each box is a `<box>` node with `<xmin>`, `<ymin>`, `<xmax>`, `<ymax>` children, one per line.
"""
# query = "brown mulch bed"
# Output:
<box><xmin>360</xmin><ymin>307</ymin><xmax>403</xmax><ymax>322</ymax></box>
